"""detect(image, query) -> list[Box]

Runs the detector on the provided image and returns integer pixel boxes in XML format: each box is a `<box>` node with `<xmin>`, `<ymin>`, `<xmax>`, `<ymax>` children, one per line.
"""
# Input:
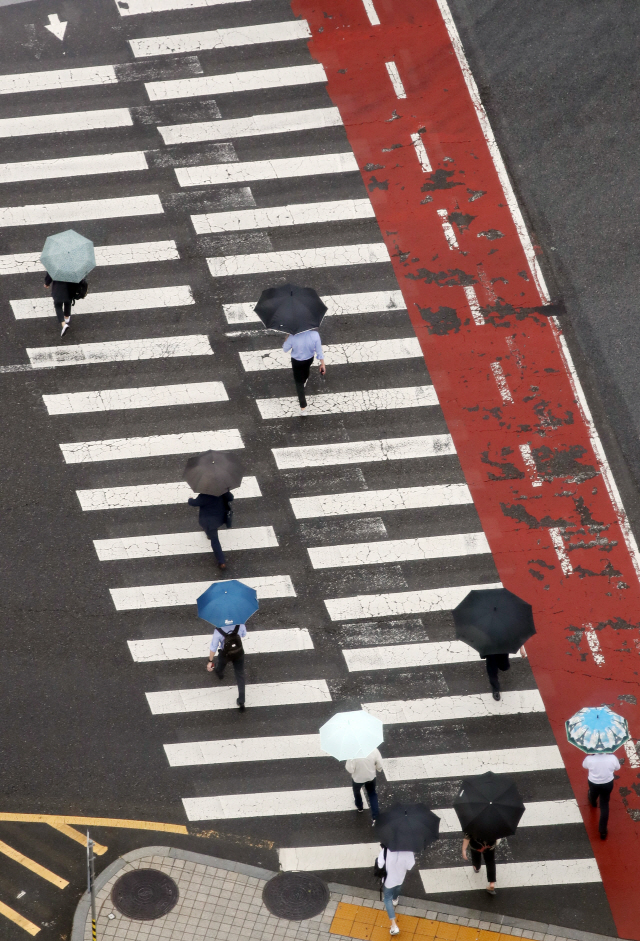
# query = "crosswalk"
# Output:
<box><xmin>0</xmin><ymin>3</ymin><xmax>599</xmax><ymax>929</ymax></box>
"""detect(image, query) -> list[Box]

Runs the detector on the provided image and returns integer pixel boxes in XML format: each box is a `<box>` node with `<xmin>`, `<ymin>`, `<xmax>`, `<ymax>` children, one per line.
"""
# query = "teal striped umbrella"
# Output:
<box><xmin>40</xmin><ymin>229</ymin><xmax>95</xmax><ymax>282</ymax></box>
<box><xmin>566</xmin><ymin>705</ymin><xmax>630</xmax><ymax>754</ymax></box>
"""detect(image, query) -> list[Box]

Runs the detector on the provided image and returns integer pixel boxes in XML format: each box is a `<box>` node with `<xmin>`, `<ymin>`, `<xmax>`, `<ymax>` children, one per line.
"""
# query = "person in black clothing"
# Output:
<box><xmin>188</xmin><ymin>490</ymin><xmax>234</xmax><ymax>569</ymax></box>
<box><xmin>482</xmin><ymin>646</ymin><xmax>527</xmax><ymax>701</ymax></box>
<box><xmin>462</xmin><ymin>834</ymin><xmax>497</xmax><ymax>895</ymax></box>
<box><xmin>44</xmin><ymin>274</ymin><xmax>73</xmax><ymax>336</ymax></box>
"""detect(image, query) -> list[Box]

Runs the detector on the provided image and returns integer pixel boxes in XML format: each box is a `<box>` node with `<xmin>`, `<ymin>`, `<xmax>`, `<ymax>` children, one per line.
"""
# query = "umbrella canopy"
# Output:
<box><xmin>254</xmin><ymin>283</ymin><xmax>327</xmax><ymax>334</ymax></box>
<box><xmin>197</xmin><ymin>579</ymin><xmax>258</xmax><ymax>628</ymax></box>
<box><xmin>566</xmin><ymin>705</ymin><xmax>630</xmax><ymax>754</ymax></box>
<box><xmin>40</xmin><ymin>229</ymin><xmax>95</xmax><ymax>282</ymax></box>
<box><xmin>183</xmin><ymin>450</ymin><xmax>244</xmax><ymax>497</ymax></box>
<box><xmin>453</xmin><ymin>772</ymin><xmax>525</xmax><ymax>843</ymax></box>
<box><xmin>374</xmin><ymin>803</ymin><xmax>440</xmax><ymax>853</ymax></box>
<box><xmin>319</xmin><ymin>711</ymin><xmax>383</xmax><ymax>761</ymax></box>
<box><xmin>453</xmin><ymin>587</ymin><xmax>535</xmax><ymax>657</ymax></box>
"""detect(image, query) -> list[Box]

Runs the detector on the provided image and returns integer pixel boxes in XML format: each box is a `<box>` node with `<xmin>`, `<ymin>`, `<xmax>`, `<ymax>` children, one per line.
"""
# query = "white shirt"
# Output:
<box><xmin>376</xmin><ymin>849</ymin><xmax>415</xmax><ymax>887</ymax></box>
<box><xmin>583</xmin><ymin>753</ymin><xmax>620</xmax><ymax>783</ymax></box>
<box><xmin>210</xmin><ymin>624</ymin><xmax>247</xmax><ymax>653</ymax></box>
<box><xmin>345</xmin><ymin>749</ymin><xmax>384</xmax><ymax>783</ymax></box>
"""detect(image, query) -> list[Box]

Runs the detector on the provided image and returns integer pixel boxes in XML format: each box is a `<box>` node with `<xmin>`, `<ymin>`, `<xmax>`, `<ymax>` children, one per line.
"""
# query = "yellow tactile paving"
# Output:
<box><xmin>330</xmin><ymin>903</ymin><xmax>538</xmax><ymax>941</ymax></box>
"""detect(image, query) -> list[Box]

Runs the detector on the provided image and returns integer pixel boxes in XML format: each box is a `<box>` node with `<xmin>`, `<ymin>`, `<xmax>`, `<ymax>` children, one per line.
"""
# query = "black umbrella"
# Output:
<box><xmin>254</xmin><ymin>283</ymin><xmax>327</xmax><ymax>334</ymax></box>
<box><xmin>454</xmin><ymin>772</ymin><xmax>525</xmax><ymax>843</ymax></box>
<box><xmin>453</xmin><ymin>587</ymin><xmax>535</xmax><ymax>657</ymax></box>
<box><xmin>183</xmin><ymin>450</ymin><xmax>244</xmax><ymax>497</ymax></box>
<box><xmin>373</xmin><ymin>803</ymin><xmax>440</xmax><ymax>853</ymax></box>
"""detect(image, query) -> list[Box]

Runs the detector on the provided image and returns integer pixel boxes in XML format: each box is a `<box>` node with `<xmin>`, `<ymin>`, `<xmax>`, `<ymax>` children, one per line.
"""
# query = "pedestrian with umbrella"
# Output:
<box><xmin>184</xmin><ymin>450</ymin><xmax>243</xmax><ymax>570</ymax></box>
<box><xmin>254</xmin><ymin>284</ymin><xmax>327</xmax><ymax>414</ymax></box>
<box><xmin>454</xmin><ymin>771</ymin><xmax>525</xmax><ymax>895</ymax></box>
<box><xmin>453</xmin><ymin>587</ymin><xmax>535</xmax><ymax>700</ymax></box>
<box><xmin>567</xmin><ymin>705</ymin><xmax>628</xmax><ymax>840</ymax></box>
<box><xmin>373</xmin><ymin>804</ymin><xmax>440</xmax><ymax>935</ymax></box>
<box><xmin>41</xmin><ymin>229</ymin><xmax>94</xmax><ymax>336</ymax></box>
<box><xmin>198</xmin><ymin>579</ymin><xmax>259</xmax><ymax>712</ymax></box>
<box><xmin>319</xmin><ymin>711</ymin><xmax>384</xmax><ymax>823</ymax></box>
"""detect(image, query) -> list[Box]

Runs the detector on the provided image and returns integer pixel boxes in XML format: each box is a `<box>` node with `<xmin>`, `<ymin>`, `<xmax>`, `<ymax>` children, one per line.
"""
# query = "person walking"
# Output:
<box><xmin>376</xmin><ymin>847</ymin><xmax>415</xmax><ymax>935</ymax></box>
<box><xmin>346</xmin><ymin>749</ymin><xmax>383</xmax><ymax>823</ymax></box>
<box><xmin>583</xmin><ymin>751</ymin><xmax>620</xmax><ymax>839</ymax></box>
<box><xmin>462</xmin><ymin>833</ymin><xmax>497</xmax><ymax>895</ymax></box>
<box><xmin>207</xmin><ymin>622</ymin><xmax>246</xmax><ymax>712</ymax></box>
<box><xmin>282</xmin><ymin>329</ymin><xmax>325</xmax><ymax>413</ymax></box>
<box><xmin>188</xmin><ymin>490</ymin><xmax>234</xmax><ymax>569</ymax></box>
<box><xmin>44</xmin><ymin>273</ymin><xmax>73</xmax><ymax>336</ymax></box>
<box><xmin>483</xmin><ymin>645</ymin><xmax>527</xmax><ymax>701</ymax></box>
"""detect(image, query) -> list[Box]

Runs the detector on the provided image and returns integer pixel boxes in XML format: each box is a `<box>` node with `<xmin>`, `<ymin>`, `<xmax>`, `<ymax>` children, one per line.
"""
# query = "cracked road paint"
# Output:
<box><xmin>291</xmin><ymin>0</ymin><xmax>640</xmax><ymax>932</ymax></box>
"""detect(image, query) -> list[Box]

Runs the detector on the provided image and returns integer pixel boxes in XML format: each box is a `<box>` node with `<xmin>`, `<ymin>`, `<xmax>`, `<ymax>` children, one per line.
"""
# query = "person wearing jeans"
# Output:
<box><xmin>376</xmin><ymin>848</ymin><xmax>415</xmax><ymax>935</ymax></box>
<box><xmin>583</xmin><ymin>751</ymin><xmax>620</xmax><ymax>839</ymax></box>
<box><xmin>345</xmin><ymin>749</ymin><xmax>383</xmax><ymax>822</ymax></box>
<box><xmin>282</xmin><ymin>330</ymin><xmax>325</xmax><ymax>412</ymax></box>
<box><xmin>462</xmin><ymin>834</ymin><xmax>497</xmax><ymax>895</ymax></box>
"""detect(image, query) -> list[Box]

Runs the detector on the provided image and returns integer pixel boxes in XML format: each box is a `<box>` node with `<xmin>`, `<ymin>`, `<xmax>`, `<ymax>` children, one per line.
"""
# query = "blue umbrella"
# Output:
<box><xmin>40</xmin><ymin>229</ymin><xmax>95</xmax><ymax>282</ymax></box>
<box><xmin>319</xmin><ymin>710</ymin><xmax>383</xmax><ymax>761</ymax></box>
<box><xmin>566</xmin><ymin>705</ymin><xmax>630</xmax><ymax>754</ymax></box>
<box><xmin>197</xmin><ymin>579</ymin><xmax>258</xmax><ymax>628</ymax></box>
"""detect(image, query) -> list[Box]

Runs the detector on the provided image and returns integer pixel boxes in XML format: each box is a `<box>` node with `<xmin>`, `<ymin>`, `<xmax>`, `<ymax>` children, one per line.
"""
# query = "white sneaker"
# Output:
<box><xmin>300</xmin><ymin>406</ymin><xmax>308</xmax><ymax>416</ymax></box>
<box><xmin>61</xmin><ymin>318</ymin><xmax>70</xmax><ymax>336</ymax></box>
<box><xmin>390</xmin><ymin>927</ymin><xmax>400</xmax><ymax>936</ymax></box>
<box><xmin>392</xmin><ymin>899</ymin><xmax>399</xmax><ymax>907</ymax></box>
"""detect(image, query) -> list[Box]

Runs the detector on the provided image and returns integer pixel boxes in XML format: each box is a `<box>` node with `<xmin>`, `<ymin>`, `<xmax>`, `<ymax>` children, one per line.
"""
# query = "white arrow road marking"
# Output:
<box><xmin>44</xmin><ymin>14</ymin><xmax>68</xmax><ymax>41</ymax></box>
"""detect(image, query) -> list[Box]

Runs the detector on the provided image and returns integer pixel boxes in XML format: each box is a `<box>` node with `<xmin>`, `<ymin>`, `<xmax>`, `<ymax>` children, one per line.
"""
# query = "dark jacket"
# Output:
<box><xmin>188</xmin><ymin>491</ymin><xmax>233</xmax><ymax>535</ymax></box>
<box><xmin>44</xmin><ymin>274</ymin><xmax>74</xmax><ymax>303</ymax></box>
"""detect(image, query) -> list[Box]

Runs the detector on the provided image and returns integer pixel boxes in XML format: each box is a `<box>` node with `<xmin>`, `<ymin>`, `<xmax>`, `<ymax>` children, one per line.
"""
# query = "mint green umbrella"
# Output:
<box><xmin>40</xmin><ymin>229</ymin><xmax>95</xmax><ymax>282</ymax></box>
<box><xmin>319</xmin><ymin>710</ymin><xmax>383</xmax><ymax>761</ymax></box>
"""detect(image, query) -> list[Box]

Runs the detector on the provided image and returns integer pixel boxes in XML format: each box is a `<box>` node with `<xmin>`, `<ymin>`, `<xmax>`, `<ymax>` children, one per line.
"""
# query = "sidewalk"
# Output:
<box><xmin>72</xmin><ymin>847</ymin><xmax>626</xmax><ymax>941</ymax></box>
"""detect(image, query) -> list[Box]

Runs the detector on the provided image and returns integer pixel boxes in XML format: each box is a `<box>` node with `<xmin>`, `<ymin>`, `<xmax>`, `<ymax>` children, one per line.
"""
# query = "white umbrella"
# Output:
<box><xmin>319</xmin><ymin>710</ymin><xmax>383</xmax><ymax>761</ymax></box>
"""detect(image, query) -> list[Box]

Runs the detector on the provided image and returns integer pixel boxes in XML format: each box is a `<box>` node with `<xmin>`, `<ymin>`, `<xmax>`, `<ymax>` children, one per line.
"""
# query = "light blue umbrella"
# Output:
<box><xmin>197</xmin><ymin>579</ymin><xmax>258</xmax><ymax>628</ymax></box>
<box><xmin>40</xmin><ymin>229</ymin><xmax>95</xmax><ymax>282</ymax></box>
<box><xmin>566</xmin><ymin>705</ymin><xmax>630</xmax><ymax>754</ymax></box>
<box><xmin>319</xmin><ymin>710</ymin><xmax>383</xmax><ymax>761</ymax></box>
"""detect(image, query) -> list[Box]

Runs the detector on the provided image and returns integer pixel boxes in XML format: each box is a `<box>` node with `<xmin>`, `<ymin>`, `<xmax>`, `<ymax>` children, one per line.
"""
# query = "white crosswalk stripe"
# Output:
<box><xmin>178</xmin><ymin>152</ymin><xmax>358</xmax><ymax>188</ymax></box>
<box><xmin>129</xmin><ymin>628</ymin><xmax>313</xmax><ymax>663</ymax></box>
<box><xmin>420</xmin><ymin>859</ymin><xmax>600</xmax><ymax>893</ymax></box>
<box><xmin>384</xmin><ymin>745</ymin><xmax>564</xmax><ymax>781</ymax></box>
<box><xmin>130</xmin><ymin>21</ymin><xmax>311</xmax><ymax>57</ymax></box>
<box><xmin>0</xmin><ymin>152</ymin><xmax>148</xmax><ymax>184</ymax></box>
<box><xmin>0</xmin><ymin>194</ymin><xmax>163</xmax><ymax>229</ymax></box>
<box><xmin>12</xmin><ymin>286</ymin><xmax>194</xmax><ymax>320</ymax></box>
<box><xmin>256</xmin><ymin>386</ymin><xmax>437</xmax><ymax>419</ymax></box>
<box><xmin>241</xmin><ymin>339</ymin><xmax>420</xmax><ymax>372</ymax></box>
<box><xmin>183</xmin><ymin>786</ymin><xmax>352</xmax><ymax>821</ymax></box>
<box><xmin>208</xmin><ymin>243</ymin><xmax>390</xmax><ymax>277</ymax></box>
<box><xmin>0</xmin><ymin>65</ymin><xmax>117</xmax><ymax>96</ymax></box>
<box><xmin>273</xmin><ymin>435</ymin><xmax>455</xmax><ymax>470</ymax></box>
<box><xmin>224</xmin><ymin>290</ymin><xmax>405</xmax><ymax>324</ymax></box>
<box><xmin>147</xmin><ymin>63</ymin><xmax>326</xmax><ymax>101</ymax></box>
<box><xmin>309</xmin><ymin>532</ymin><xmax>490</xmax><ymax>569</ymax></box>
<box><xmin>192</xmin><ymin>198</ymin><xmax>374</xmax><ymax>234</ymax></box>
<box><xmin>117</xmin><ymin>0</ymin><xmax>254</xmax><ymax>12</ymax></box>
<box><xmin>94</xmin><ymin>525</ymin><xmax>277</xmax><ymax>560</ymax></box>
<box><xmin>44</xmin><ymin>381</ymin><xmax>227</xmax><ymax>415</ymax></box>
<box><xmin>111</xmin><ymin>575</ymin><xmax>296</xmax><ymax>610</ymax></box>
<box><xmin>290</xmin><ymin>484</ymin><xmax>472</xmax><ymax>518</ymax></box>
<box><xmin>76</xmin><ymin>477</ymin><xmax>261</xmax><ymax>511</ymax></box>
<box><xmin>343</xmin><ymin>639</ymin><xmax>512</xmax><ymax>672</ymax></box>
<box><xmin>0</xmin><ymin>240</ymin><xmax>179</xmax><ymax>276</ymax></box>
<box><xmin>27</xmin><ymin>335</ymin><xmax>210</xmax><ymax>369</ymax></box>
<box><xmin>147</xmin><ymin>678</ymin><xmax>330</xmax><ymax>715</ymax></box>
<box><xmin>324</xmin><ymin>581</ymin><xmax>503</xmax><ymax>621</ymax></box>
<box><xmin>363</xmin><ymin>688</ymin><xmax>543</xmax><ymax>723</ymax></box>
<box><xmin>0</xmin><ymin>108</ymin><xmax>133</xmax><ymax>139</ymax></box>
<box><xmin>159</xmin><ymin>107</ymin><xmax>342</xmax><ymax>145</ymax></box>
<box><xmin>60</xmin><ymin>428</ymin><xmax>242</xmax><ymax>464</ymax></box>
<box><xmin>165</xmin><ymin>733</ymin><xmax>323</xmax><ymax>767</ymax></box>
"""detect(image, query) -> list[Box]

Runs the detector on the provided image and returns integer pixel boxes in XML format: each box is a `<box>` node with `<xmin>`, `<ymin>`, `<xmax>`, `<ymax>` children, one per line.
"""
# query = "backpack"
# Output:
<box><xmin>220</xmin><ymin>625</ymin><xmax>243</xmax><ymax>661</ymax></box>
<box><xmin>70</xmin><ymin>280</ymin><xmax>88</xmax><ymax>305</ymax></box>
<box><xmin>373</xmin><ymin>847</ymin><xmax>387</xmax><ymax>899</ymax></box>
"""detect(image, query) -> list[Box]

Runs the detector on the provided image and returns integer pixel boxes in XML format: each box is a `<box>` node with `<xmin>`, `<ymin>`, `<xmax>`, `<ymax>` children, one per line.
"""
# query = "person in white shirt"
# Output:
<box><xmin>583</xmin><ymin>752</ymin><xmax>621</xmax><ymax>839</ymax></box>
<box><xmin>345</xmin><ymin>749</ymin><xmax>383</xmax><ymax>822</ymax></box>
<box><xmin>376</xmin><ymin>847</ymin><xmax>415</xmax><ymax>935</ymax></box>
<box><xmin>207</xmin><ymin>624</ymin><xmax>247</xmax><ymax>712</ymax></box>
<box><xmin>282</xmin><ymin>330</ymin><xmax>325</xmax><ymax>412</ymax></box>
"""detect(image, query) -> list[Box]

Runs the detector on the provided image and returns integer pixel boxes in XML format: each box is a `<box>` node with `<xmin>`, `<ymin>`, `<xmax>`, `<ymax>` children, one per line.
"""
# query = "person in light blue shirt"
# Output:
<box><xmin>282</xmin><ymin>329</ymin><xmax>326</xmax><ymax>412</ymax></box>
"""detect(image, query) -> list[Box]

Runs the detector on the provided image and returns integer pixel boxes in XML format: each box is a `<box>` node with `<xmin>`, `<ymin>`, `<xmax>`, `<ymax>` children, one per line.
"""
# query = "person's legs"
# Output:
<box><xmin>209</xmin><ymin>529</ymin><xmax>226</xmax><ymax>564</ymax></box>
<box><xmin>588</xmin><ymin>781</ymin><xmax>599</xmax><ymax>808</ymax></box>
<box><xmin>232</xmin><ymin>655</ymin><xmax>246</xmax><ymax>705</ymax></box>
<box><xmin>383</xmin><ymin>885</ymin><xmax>402</xmax><ymax>930</ymax></box>
<box><xmin>469</xmin><ymin>847</ymin><xmax>482</xmax><ymax>873</ymax></box>
<box><xmin>53</xmin><ymin>300</ymin><xmax>65</xmax><ymax>323</ymax></box>
<box><xmin>291</xmin><ymin>357</ymin><xmax>313</xmax><ymax>408</ymax></box>
<box><xmin>483</xmin><ymin>847</ymin><xmax>497</xmax><ymax>884</ymax></box>
<box><xmin>363</xmin><ymin>778</ymin><xmax>379</xmax><ymax>819</ymax></box>
<box><xmin>597</xmin><ymin>781</ymin><xmax>614</xmax><ymax>835</ymax></box>
<box><xmin>351</xmin><ymin>780</ymin><xmax>364</xmax><ymax>811</ymax></box>
<box><xmin>215</xmin><ymin>650</ymin><xmax>228</xmax><ymax>679</ymax></box>
<box><xmin>497</xmin><ymin>653</ymin><xmax>510</xmax><ymax>675</ymax></box>
<box><xmin>485</xmin><ymin>656</ymin><xmax>500</xmax><ymax>691</ymax></box>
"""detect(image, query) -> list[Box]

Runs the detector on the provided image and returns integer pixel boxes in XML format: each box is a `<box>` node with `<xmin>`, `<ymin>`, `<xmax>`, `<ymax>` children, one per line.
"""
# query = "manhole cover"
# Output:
<box><xmin>111</xmin><ymin>869</ymin><xmax>179</xmax><ymax>921</ymax></box>
<box><xmin>262</xmin><ymin>872</ymin><xmax>329</xmax><ymax>921</ymax></box>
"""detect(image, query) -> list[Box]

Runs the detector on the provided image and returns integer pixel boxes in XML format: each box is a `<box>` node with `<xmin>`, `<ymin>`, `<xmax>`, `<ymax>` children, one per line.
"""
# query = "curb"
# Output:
<box><xmin>71</xmin><ymin>847</ymin><xmax>626</xmax><ymax>941</ymax></box>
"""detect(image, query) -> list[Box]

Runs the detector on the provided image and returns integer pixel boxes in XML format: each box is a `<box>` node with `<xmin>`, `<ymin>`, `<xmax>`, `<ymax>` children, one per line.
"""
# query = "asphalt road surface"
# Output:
<box><xmin>0</xmin><ymin>0</ymin><xmax>632</xmax><ymax>938</ymax></box>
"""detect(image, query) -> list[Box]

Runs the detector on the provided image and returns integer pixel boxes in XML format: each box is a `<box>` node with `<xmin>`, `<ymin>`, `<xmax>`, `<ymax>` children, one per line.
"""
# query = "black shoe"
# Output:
<box><xmin>214</xmin><ymin>671</ymin><xmax>224</xmax><ymax>680</ymax></box>
<box><xmin>218</xmin><ymin>562</ymin><xmax>227</xmax><ymax>570</ymax></box>
<box><xmin>237</xmin><ymin>698</ymin><xmax>245</xmax><ymax>712</ymax></box>
<box><xmin>600</xmin><ymin>831</ymin><xmax>607</xmax><ymax>840</ymax></box>
<box><xmin>492</xmin><ymin>690</ymin><xmax>501</xmax><ymax>701</ymax></box>
<box><xmin>486</xmin><ymin>887</ymin><xmax>497</xmax><ymax>896</ymax></box>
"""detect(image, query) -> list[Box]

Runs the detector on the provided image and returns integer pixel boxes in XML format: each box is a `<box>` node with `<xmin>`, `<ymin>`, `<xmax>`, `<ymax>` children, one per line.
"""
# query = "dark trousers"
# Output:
<box><xmin>208</xmin><ymin>529</ymin><xmax>226</xmax><ymax>564</ymax></box>
<box><xmin>589</xmin><ymin>779</ymin><xmax>614</xmax><ymax>834</ymax></box>
<box><xmin>351</xmin><ymin>778</ymin><xmax>379</xmax><ymax>819</ymax></box>
<box><xmin>470</xmin><ymin>846</ymin><xmax>496</xmax><ymax>883</ymax></box>
<box><xmin>216</xmin><ymin>652</ymin><xmax>245</xmax><ymax>704</ymax></box>
<box><xmin>291</xmin><ymin>356</ymin><xmax>314</xmax><ymax>408</ymax></box>
<box><xmin>485</xmin><ymin>653</ymin><xmax>510</xmax><ymax>691</ymax></box>
<box><xmin>53</xmin><ymin>300</ymin><xmax>71</xmax><ymax>323</ymax></box>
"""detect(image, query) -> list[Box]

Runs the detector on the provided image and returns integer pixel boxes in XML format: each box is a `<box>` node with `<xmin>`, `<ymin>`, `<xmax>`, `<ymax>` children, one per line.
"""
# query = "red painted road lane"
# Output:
<box><xmin>291</xmin><ymin>0</ymin><xmax>640</xmax><ymax>934</ymax></box>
